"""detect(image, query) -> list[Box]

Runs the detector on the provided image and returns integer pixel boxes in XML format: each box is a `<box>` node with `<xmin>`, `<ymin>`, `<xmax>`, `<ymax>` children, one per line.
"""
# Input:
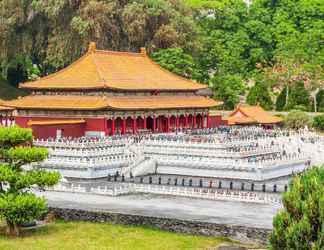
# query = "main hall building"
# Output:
<box><xmin>5</xmin><ymin>43</ymin><xmax>223</xmax><ymax>139</ymax></box>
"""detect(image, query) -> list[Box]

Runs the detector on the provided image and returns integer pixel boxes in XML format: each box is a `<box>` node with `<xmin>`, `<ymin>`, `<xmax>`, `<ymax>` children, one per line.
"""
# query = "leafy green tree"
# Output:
<box><xmin>269</xmin><ymin>166</ymin><xmax>324</xmax><ymax>250</ymax></box>
<box><xmin>196</xmin><ymin>0</ymin><xmax>251</xmax><ymax>80</ymax></box>
<box><xmin>276</xmin><ymin>86</ymin><xmax>288</xmax><ymax>111</ymax></box>
<box><xmin>6</xmin><ymin>55</ymin><xmax>40</xmax><ymax>87</ymax></box>
<box><xmin>246</xmin><ymin>81</ymin><xmax>273</xmax><ymax>110</ymax></box>
<box><xmin>316</xmin><ymin>90</ymin><xmax>324</xmax><ymax>112</ymax></box>
<box><xmin>0</xmin><ymin>126</ymin><xmax>60</xmax><ymax>236</ymax></box>
<box><xmin>313</xmin><ymin>115</ymin><xmax>324</xmax><ymax>131</ymax></box>
<box><xmin>287</xmin><ymin>81</ymin><xmax>311</xmax><ymax>111</ymax></box>
<box><xmin>211</xmin><ymin>74</ymin><xmax>245</xmax><ymax>110</ymax></box>
<box><xmin>0</xmin><ymin>0</ymin><xmax>199</xmax><ymax>74</ymax></box>
<box><xmin>151</xmin><ymin>48</ymin><xmax>202</xmax><ymax>81</ymax></box>
<box><xmin>284</xmin><ymin>110</ymin><xmax>312</xmax><ymax>130</ymax></box>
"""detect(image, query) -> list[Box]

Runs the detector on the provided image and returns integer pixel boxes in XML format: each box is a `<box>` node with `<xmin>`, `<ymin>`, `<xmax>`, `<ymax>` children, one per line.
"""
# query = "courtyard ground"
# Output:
<box><xmin>40</xmin><ymin>191</ymin><xmax>281</xmax><ymax>229</ymax></box>
<box><xmin>0</xmin><ymin>220</ymin><xmax>236</xmax><ymax>250</ymax></box>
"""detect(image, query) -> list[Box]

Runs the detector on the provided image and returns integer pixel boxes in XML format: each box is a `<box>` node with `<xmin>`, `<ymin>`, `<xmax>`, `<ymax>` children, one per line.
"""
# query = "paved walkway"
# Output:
<box><xmin>38</xmin><ymin>191</ymin><xmax>282</xmax><ymax>229</ymax></box>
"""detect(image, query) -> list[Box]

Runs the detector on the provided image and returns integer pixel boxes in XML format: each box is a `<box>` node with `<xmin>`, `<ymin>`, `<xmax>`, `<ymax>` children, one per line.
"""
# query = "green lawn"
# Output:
<box><xmin>0</xmin><ymin>221</ymin><xmax>237</xmax><ymax>250</ymax></box>
<box><xmin>183</xmin><ymin>0</ymin><xmax>222</xmax><ymax>8</ymax></box>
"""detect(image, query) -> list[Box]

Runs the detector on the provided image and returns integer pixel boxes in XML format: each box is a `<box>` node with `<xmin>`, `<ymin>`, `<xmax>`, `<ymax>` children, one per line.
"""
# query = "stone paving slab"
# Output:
<box><xmin>37</xmin><ymin>191</ymin><xmax>282</xmax><ymax>229</ymax></box>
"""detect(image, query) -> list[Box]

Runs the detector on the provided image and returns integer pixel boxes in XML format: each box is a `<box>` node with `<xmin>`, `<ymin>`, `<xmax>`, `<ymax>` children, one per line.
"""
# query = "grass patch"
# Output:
<box><xmin>0</xmin><ymin>220</ymin><xmax>236</xmax><ymax>250</ymax></box>
<box><xmin>0</xmin><ymin>75</ymin><xmax>27</xmax><ymax>100</ymax></box>
<box><xmin>183</xmin><ymin>0</ymin><xmax>223</xmax><ymax>8</ymax></box>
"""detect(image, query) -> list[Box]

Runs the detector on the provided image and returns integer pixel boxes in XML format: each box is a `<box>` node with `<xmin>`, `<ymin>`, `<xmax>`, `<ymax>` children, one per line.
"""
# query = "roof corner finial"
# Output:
<box><xmin>88</xmin><ymin>42</ymin><xmax>96</xmax><ymax>53</ymax></box>
<box><xmin>140</xmin><ymin>47</ymin><xmax>147</xmax><ymax>56</ymax></box>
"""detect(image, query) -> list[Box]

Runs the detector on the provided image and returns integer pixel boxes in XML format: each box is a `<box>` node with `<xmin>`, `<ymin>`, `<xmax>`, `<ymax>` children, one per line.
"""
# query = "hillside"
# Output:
<box><xmin>0</xmin><ymin>0</ymin><xmax>323</xmax><ymax>110</ymax></box>
<box><xmin>0</xmin><ymin>76</ymin><xmax>27</xmax><ymax>100</ymax></box>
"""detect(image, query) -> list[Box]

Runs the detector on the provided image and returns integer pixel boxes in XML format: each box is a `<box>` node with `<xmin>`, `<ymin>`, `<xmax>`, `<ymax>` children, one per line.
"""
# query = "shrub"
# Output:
<box><xmin>269</xmin><ymin>166</ymin><xmax>324</xmax><ymax>249</ymax></box>
<box><xmin>284</xmin><ymin>110</ymin><xmax>311</xmax><ymax>129</ymax></box>
<box><xmin>0</xmin><ymin>126</ymin><xmax>60</xmax><ymax>236</ymax></box>
<box><xmin>313</xmin><ymin>114</ymin><xmax>324</xmax><ymax>131</ymax></box>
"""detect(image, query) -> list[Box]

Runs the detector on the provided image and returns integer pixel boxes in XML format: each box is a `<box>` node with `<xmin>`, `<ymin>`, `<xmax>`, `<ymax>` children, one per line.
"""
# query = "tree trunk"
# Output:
<box><xmin>6</xmin><ymin>221</ymin><xmax>20</xmax><ymax>236</ymax></box>
<box><xmin>312</xmin><ymin>88</ymin><xmax>319</xmax><ymax>113</ymax></box>
<box><xmin>285</xmin><ymin>84</ymin><xmax>289</xmax><ymax>108</ymax></box>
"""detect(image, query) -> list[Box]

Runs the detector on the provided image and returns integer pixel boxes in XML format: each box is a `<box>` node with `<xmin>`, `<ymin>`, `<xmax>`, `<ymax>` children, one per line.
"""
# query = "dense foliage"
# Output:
<box><xmin>269</xmin><ymin>166</ymin><xmax>324</xmax><ymax>249</ymax></box>
<box><xmin>0</xmin><ymin>126</ymin><xmax>60</xmax><ymax>236</ymax></box>
<box><xmin>0</xmin><ymin>0</ymin><xmax>323</xmax><ymax>109</ymax></box>
<box><xmin>246</xmin><ymin>81</ymin><xmax>273</xmax><ymax>110</ymax></box>
<box><xmin>284</xmin><ymin>110</ymin><xmax>311</xmax><ymax>129</ymax></box>
<box><xmin>313</xmin><ymin>115</ymin><xmax>324</xmax><ymax>131</ymax></box>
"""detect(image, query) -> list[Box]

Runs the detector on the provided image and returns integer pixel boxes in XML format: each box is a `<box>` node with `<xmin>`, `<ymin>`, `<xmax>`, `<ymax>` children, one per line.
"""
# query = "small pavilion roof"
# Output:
<box><xmin>20</xmin><ymin>43</ymin><xmax>207</xmax><ymax>91</ymax></box>
<box><xmin>5</xmin><ymin>95</ymin><xmax>222</xmax><ymax>111</ymax></box>
<box><xmin>227</xmin><ymin>104</ymin><xmax>283</xmax><ymax>125</ymax></box>
<box><xmin>226</xmin><ymin>116</ymin><xmax>256</xmax><ymax>125</ymax></box>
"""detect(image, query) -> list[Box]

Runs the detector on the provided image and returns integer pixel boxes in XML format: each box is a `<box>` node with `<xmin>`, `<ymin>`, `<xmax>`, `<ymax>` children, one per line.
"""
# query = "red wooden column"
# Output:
<box><xmin>5</xmin><ymin>114</ymin><xmax>8</xmax><ymax>127</ymax></box>
<box><xmin>143</xmin><ymin>115</ymin><xmax>147</xmax><ymax>129</ymax></box>
<box><xmin>167</xmin><ymin>115</ymin><xmax>170</xmax><ymax>132</ymax></box>
<box><xmin>132</xmin><ymin>116</ymin><xmax>135</xmax><ymax>134</ymax></box>
<box><xmin>0</xmin><ymin>115</ymin><xmax>2</xmax><ymax>126</ymax></box>
<box><xmin>193</xmin><ymin>113</ymin><xmax>196</xmax><ymax>129</ymax></box>
<box><xmin>201</xmin><ymin>113</ymin><xmax>205</xmax><ymax>129</ymax></box>
<box><xmin>104</xmin><ymin>118</ymin><xmax>108</xmax><ymax>135</ymax></box>
<box><xmin>111</xmin><ymin>117</ymin><xmax>115</xmax><ymax>135</ymax></box>
<box><xmin>176</xmin><ymin>115</ymin><xmax>179</xmax><ymax>130</ymax></box>
<box><xmin>206</xmin><ymin>112</ymin><xmax>210</xmax><ymax>128</ymax></box>
<box><xmin>153</xmin><ymin>115</ymin><xmax>156</xmax><ymax>132</ymax></box>
<box><xmin>185</xmin><ymin>114</ymin><xmax>189</xmax><ymax>128</ymax></box>
<box><xmin>122</xmin><ymin>117</ymin><xmax>126</xmax><ymax>134</ymax></box>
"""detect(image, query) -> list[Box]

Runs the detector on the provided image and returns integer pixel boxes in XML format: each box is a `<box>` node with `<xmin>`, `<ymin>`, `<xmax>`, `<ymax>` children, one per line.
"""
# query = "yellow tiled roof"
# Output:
<box><xmin>0</xmin><ymin>99</ymin><xmax>13</xmax><ymax>111</ymax></box>
<box><xmin>5</xmin><ymin>95</ymin><xmax>109</xmax><ymax>110</ymax></box>
<box><xmin>20</xmin><ymin>44</ymin><xmax>207</xmax><ymax>91</ymax></box>
<box><xmin>27</xmin><ymin>119</ymin><xmax>85</xmax><ymax>126</ymax></box>
<box><xmin>5</xmin><ymin>95</ymin><xmax>221</xmax><ymax>110</ymax></box>
<box><xmin>107</xmin><ymin>96</ymin><xmax>222</xmax><ymax>110</ymax></box>
<box><xmin>226</xmin><ymin>116</ymin><xmax>256</xmax><ymax>125</ymax></box>
<box><xmin>229</xmin><ymin>105</ymin><xmax>283</xmax><ymax>124</ymax></box>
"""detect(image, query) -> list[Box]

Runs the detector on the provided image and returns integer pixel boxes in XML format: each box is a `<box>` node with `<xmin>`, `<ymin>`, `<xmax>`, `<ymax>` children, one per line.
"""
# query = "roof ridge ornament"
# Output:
<box><xmin>88</xmin><ymin>42</ymin><xmax>96</xmax><ymax>53</ymax></box>
<box><xmin>140</xmin><ymin>47</ymin><xmax>147</xmax><ymax>56</ymax></box>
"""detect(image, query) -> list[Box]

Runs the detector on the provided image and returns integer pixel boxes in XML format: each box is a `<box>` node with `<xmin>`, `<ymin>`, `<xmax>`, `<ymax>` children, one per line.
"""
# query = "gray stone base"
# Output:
<box><xmin>48</xmin><ymin>207</ymin><xmax>271</xmax><ymax>246</ymax></box>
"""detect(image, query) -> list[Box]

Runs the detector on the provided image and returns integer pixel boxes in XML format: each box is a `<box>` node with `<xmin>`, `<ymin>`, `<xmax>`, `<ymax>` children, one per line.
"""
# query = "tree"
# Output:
<box><xmin>246</xmin><ymin>81</ymin><xmax>273</xmax><ymax>110</ymax></box>
<box><xmin>0</xmin><ymin>126</ymin><xmax>60</xmax><ymax>236</ymax></box>
<box><xmin>313</xmin><ymin>115</ymin><xmax>324</xmax><ymax>131</ymax></box>
<box><xmin>284</xmin><ymin>110</ymin><xmax>311</xmax><ymax>130</ymax></box>
<box><xmin>276</xmin><ymin>86</ymin><xmax>287</xmax><ymax>111</ymax></box>
<box><xmin>316</xmin><ymin>90</ymin><xmax>324</xmax><ymax>112</ymax></box>
<box><xmin>287</xmin><ymin>81</ymin><xmax>311</xmax><ymax>111</ymax></box>
<box><xmin>269</xmin><ymin>166</ymin><xmax>324</xmax><ymax>249</ymax></box>
<box><xmin>6</xmin><ymin>55</ymin><xmax>40</xmax><ymax>87</ymax></box>
<box><xmin>151</xmin><ymin>48</ymin><xmax>202</xmax><ymax>81</ymax></box>
<box><xmin>211</xmin><ymin>74</ymin><xmax>245</xmax><ymax>110</ymax></box>
<box><xmin>0</xmin><ymin>0</ymin><xmax>199</xmax><ymax>74</ymax></box>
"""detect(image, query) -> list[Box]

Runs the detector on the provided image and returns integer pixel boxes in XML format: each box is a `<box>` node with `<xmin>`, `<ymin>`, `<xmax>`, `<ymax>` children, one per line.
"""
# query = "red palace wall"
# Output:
<box><xmin>14</xmin><ymin>114</ymin><xmax>226</xmax><ymax>138</ymax></box>
<box><xmin>208</xmin><ymin>115</ymin><xmax>226</xmax><ymax>127</ymax></box>
<box><xmin>85</xmin><ymin>118</ymin><xmax>107</xmax><ymax>134</ymax></box>
<box><xmin>14</xmin><ymin>116</ymin><xmax>87</xmax><ymax>139</ymax></box>
<box><xmin>14</xmin><ymin>116</ymin><xmax>30</xmax><ymax>128</ymax></box>
<box><xmin>32</xmin><ymin>123</ymin><xmax>85</xmax><ymax>139</ymax></box>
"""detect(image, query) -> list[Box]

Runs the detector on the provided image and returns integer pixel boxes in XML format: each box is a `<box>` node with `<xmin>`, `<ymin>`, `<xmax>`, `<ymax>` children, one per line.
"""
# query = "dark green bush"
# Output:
<box><xmin>313</xmin><ymin>115</ymin><xmax>324</xmax><ymax>131</ymax></box>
